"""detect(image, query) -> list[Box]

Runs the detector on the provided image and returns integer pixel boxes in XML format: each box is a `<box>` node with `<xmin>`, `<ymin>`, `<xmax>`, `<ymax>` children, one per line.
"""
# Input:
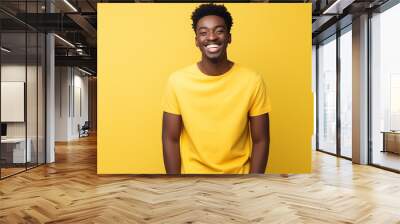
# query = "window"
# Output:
<box><xmin>318</xmin><ymin>35</ymin><xmax>337</xmax><ymax>154</ymax></box>
<box><xmin>371</xmin><ymin>2</ymin><xmax>400</xmax><ymax>171</ymax></box>
<box><xmin>339</xmin><ymin>28</ymin><xmax>352</xmax><ymax>158</ymax></box>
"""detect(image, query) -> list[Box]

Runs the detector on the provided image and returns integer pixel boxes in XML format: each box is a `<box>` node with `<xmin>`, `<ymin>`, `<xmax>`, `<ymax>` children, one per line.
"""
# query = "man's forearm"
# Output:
<box><xmin>162</xmin><ymin>138</ymin><xmax>181</xmax><ymax>174</ymax></box>
<box><xmin>249</xmin><ymin>113</ymin><xmax>270</xmax><ymax>174</ymax></box>
<box><xmin>249</xmin><ymin>140</ymin><xmax>269</xmax><ymax>174</ymax></box>
<box><xmin>162</xmin><ymin>112</ymin><xmax>182</xmax><ymax>174</ymax></box>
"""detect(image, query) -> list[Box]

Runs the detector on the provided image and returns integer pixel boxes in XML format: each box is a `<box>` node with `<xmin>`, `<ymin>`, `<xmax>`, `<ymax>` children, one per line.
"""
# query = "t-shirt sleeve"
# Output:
<box><xmin>249</xmin><ymin>75</ymin><xmax>271</xmax><ymax>116</ymax></box>
<box><xmin>162</xmin><ymin>77</ymin><xmax>181</xmax><ymax>115</ymax></box>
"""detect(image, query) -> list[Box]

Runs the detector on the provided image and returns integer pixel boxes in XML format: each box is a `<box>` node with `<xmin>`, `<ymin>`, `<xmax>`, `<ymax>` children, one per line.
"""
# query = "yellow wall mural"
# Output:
<box><xmin>98</xmin><ymin>3</ymin><xmax>312</xmax><ymax>174</ymax></box>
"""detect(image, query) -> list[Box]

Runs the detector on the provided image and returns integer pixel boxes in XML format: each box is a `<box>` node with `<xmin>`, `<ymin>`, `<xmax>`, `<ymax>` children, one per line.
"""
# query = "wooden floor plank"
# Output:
<box><xmin>0</xmin><ymin>134</ymin><xmax>400</xmax><ymax>223</ymax></box>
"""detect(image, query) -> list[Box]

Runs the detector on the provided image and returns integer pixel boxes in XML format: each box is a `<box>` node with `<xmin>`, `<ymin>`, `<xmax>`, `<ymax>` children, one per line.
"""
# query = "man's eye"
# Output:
<box><xmin>199</xmin><ymin>32</ymin><xmax>207</xmax><ymax>36</ymax></box>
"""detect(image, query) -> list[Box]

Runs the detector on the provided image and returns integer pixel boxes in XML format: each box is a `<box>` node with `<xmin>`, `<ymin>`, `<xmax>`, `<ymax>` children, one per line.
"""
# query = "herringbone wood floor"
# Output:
<box><xmin>1</xmin><ymin>134</ymin><xmax>400</xmax><ymax>224</ymax></box>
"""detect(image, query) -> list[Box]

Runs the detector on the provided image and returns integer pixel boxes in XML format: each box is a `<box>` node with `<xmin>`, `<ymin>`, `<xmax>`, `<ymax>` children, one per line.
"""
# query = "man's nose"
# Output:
<box><xmin>207</xmin><ymin>32</ymin><xmax>218</xmax><ymax>41</ymax></box>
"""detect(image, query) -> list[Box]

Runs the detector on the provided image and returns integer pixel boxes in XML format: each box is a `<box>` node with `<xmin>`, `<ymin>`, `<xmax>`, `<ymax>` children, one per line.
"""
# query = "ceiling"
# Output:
<box><xmin>0</xmin><ymin>0</ymin><xmax>394</xmax><ymax>75</ymax></box>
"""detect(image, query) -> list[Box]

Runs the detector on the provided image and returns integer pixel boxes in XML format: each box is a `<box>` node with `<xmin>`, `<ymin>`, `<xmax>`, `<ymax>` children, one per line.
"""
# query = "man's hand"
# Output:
<box><xmin>249</xmin><ymin>113</ymin><xmax>270</xmax><ymax>174</ymax></box>
<box><xmin>162</xmin><ymin>112</ymin><xmax>183</xmax><ymax>174</ymax></box>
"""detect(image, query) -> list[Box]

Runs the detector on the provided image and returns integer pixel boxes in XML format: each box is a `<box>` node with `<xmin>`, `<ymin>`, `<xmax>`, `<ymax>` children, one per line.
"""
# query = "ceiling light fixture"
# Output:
<box><xmin>63</xmin><ymin>0</ymin><xmax>78</xmax><ymax>12</ymax></box>
<box><xmin>76</xmin><ymin>48</ymin><xmax>86</xmax><ymax>56</ymax></box>
<box><xmin>1</xmin><ymin>47</ymin><xmax>11</xmax><ymax>53</ymax></box>
<box><xmin>78</xmin><ymin>67</ymin><xmax>93</xmax><ymax>76</ymax></box>
<box><xmin>54</xmin><ymin>34</ymin><xmax>75</xmax><ymax>48</ymax></box>
<box><xmin>322</xmin><ymin>0</ymin><xmax>354</xmax><ymax>15</ymax></box>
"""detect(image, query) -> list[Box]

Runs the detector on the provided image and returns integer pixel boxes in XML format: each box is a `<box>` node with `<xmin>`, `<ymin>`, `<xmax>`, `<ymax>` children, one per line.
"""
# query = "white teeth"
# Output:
<box><xmin>206</xmin><ymin>44</ymin><xmax>219</xmax><ymax>48</ymax></box>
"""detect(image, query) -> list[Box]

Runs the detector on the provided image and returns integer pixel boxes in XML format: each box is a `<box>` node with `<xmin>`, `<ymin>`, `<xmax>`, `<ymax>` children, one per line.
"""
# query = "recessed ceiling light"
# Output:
<box><xmin>54</xmin><ymin>34</ymin><xmax>75</xmax><ymax>48</ymax></box>
<box><xmin>323</xmin><ymin>0</ymin><xmax>354</xmax><ymax>15</ymax></box>
<box><xmin>63</xmin><ymin>0</ymin><xmax>78</xmax><ymax>12</ymax></box>
<box><xmin>77</xmin><ymin>67</ymin><xmax>93</xmax><ymax>76</ymax></box>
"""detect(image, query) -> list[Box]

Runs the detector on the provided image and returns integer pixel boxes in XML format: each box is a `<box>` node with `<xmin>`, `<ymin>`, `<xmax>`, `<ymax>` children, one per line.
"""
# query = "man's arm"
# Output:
<box><xmin>249</xmin><ymin>113</ymin><xmax>270</xmax><ymax>174</ymax></box>
<box><xmin>162</xmin><ymin>112</ymin><xmax>183</xmax><ymax>174</ymax></box>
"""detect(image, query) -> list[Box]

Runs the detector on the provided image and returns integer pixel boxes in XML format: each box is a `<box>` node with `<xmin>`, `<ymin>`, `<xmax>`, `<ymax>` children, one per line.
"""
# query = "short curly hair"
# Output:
<box><xmin>191</xmin><ymin>3</ymin><xmax>233</xmax><ymax>33</ymax></box>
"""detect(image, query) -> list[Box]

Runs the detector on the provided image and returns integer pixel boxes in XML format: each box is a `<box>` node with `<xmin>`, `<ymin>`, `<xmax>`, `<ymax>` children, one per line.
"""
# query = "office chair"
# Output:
<box><xmin>79</xmin><ymin>121</ymin><xmax>90</xmax><ymax>138</ymax></box>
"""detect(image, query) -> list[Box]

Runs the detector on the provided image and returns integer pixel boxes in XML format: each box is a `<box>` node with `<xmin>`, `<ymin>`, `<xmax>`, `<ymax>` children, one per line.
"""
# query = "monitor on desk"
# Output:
<box><xmin>1</xmin><ymin>123</ymin><xmax>7</xmax><ymax>138</ymax></box>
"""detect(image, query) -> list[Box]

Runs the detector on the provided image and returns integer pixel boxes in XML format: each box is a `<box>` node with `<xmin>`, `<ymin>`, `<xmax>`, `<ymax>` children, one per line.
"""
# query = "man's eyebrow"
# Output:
<box><xmin>197</xmin><ymin>25</ymin><xmax>226</xmax><ymax>30</ymax></box>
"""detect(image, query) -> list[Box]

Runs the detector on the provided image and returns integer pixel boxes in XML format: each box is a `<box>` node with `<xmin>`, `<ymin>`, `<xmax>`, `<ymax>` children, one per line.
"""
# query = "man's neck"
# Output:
<box><xmin>197</xmin><ymin>57</ymin><xmax>234</xmax><ymax>76</ymax></box>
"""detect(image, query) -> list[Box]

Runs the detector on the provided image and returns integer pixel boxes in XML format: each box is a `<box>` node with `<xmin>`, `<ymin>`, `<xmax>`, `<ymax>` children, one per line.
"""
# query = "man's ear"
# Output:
<box><xmin>228</xmin><ymin>33</ymin><xmax>232</xmax><ymax>44</ymax></box>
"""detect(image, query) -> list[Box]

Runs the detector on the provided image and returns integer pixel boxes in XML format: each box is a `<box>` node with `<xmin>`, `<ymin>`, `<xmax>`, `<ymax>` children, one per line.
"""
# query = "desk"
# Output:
<box><xmin>382</xmin><ymin>131</ymin><xmax>400</xmax><ymax>154</ymax></box>
<box><xmin>1</xmin><ymin>138</ymin><xmax>31</xmax><ymax>163</ymax></box>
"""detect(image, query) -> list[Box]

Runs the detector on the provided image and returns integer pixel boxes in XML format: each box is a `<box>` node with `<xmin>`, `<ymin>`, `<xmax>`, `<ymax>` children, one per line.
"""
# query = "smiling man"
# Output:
<box><xmin>162</xmin><ymin>4</ymin><xmax>271</xmax><ymax>174</ymax></box>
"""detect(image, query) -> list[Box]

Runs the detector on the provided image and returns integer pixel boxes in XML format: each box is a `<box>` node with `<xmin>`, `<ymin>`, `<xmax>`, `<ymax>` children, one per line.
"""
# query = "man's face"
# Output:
<box><xmin>195</xmin><ymin>15</ymin><xmax>231</xmax><ymax>61</ymax></box>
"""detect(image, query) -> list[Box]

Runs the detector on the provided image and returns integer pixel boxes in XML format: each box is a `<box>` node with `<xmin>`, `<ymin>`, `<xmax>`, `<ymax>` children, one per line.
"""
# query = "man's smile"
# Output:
<box><xmin>205</xmin><ymin>43</ymin><xmax>222</xmax><ymax>53</ymax></box>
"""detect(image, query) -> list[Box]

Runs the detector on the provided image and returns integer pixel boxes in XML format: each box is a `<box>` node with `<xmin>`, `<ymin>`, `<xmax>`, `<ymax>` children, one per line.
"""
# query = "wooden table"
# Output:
<box><xmin>1</xmin><ymin>138</ymin><xmax>31</xmax><ymax>164</ymax></box>
<box><xmin>381</xmin><ymin>131</ymin><xmax>400</xmax><ymax>154</ymax></box>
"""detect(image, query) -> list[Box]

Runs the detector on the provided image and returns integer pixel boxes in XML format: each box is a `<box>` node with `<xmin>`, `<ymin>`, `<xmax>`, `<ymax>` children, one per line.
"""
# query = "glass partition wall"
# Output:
<box><xmin>339</xmin><ymin>27</ymin><xmax>352</xmax><ymax>159</ymax></box>
<box><xmin>317</xmin><ymin>35</ymin><xmax>337</xmax><ymax>155</ymax></box>
<box><xmin>0</xmin><ymin>31</ymin><xmax>27</xmax><ymax>177</ymax></box>
<box><xmin>0</xmin><ymin>2</ymin><xmax>46</xmax><ymax>179</ymax></box>
<box><xmin>316</xmin><ymin>0</ymin><xmax>400</xmax><ymax>172</ymax></box>
<box><xmin>370</xmin><ymin>2</ymin><xmax>400</xmax><ymax>172</ymax></box>
<box><xmin>316</xmin><ymin>26</ymin><xmax>353</xmax><ymax>159</ymax></box>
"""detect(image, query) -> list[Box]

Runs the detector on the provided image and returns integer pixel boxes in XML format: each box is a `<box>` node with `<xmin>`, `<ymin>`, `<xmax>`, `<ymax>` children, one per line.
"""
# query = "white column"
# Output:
<box><xmin>352</xmin><ymin>14</ymin><xmax>369</xmax><ymax>164</ymax></box>
<box><xmin>46</xmin><ymin>32</ymin><xmax>55</xmax><ymax>163</ymax></box>
<box><xmin>45</xmin><ymin>1</ymin><xmax>56</xmax><ymax>163</ymax></box>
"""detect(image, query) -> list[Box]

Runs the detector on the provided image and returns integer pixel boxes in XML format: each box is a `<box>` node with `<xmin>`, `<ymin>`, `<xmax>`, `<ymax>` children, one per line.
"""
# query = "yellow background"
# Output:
<box><xmin>98</xmin><ymin>3</ymin><xmax>312</xmax><ymax>174</ymax></box>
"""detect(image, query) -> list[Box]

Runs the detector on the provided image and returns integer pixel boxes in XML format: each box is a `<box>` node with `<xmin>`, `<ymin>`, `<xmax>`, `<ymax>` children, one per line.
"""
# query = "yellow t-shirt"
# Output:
<box><xmin>162</xmin><ymin>63</ymin><xmax>271</xmax><ymax>174</ymax></box>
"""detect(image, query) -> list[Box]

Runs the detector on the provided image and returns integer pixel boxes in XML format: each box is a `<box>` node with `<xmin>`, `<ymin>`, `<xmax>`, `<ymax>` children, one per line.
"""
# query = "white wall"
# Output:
<box><xmin>55</xmin><ymin>67</ymin><xmax>89</xmax><ymax>141</ymax></box>
<box><xmin>1</xmin><ymin>63</ymin><xmax>46</xmax><ymax>163</ymax></box>
<box><xmin>55</xmin><ymin>67</ymin><xmax>70</xmax><ymax>141</ymax></box>
<box><xmin>1</xmin><ymin>65</ymin><xmax>39</xmax><ymax>137</ymax></box>
<box><xmin>1</xmin><ymin>65</ymin><xmax>26</xmax><ymax>136</ymax></box>
<box><xmin>72</xmin><ymin>73</ymin><xmax>89</xmax><ymax>138</ymax></box>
